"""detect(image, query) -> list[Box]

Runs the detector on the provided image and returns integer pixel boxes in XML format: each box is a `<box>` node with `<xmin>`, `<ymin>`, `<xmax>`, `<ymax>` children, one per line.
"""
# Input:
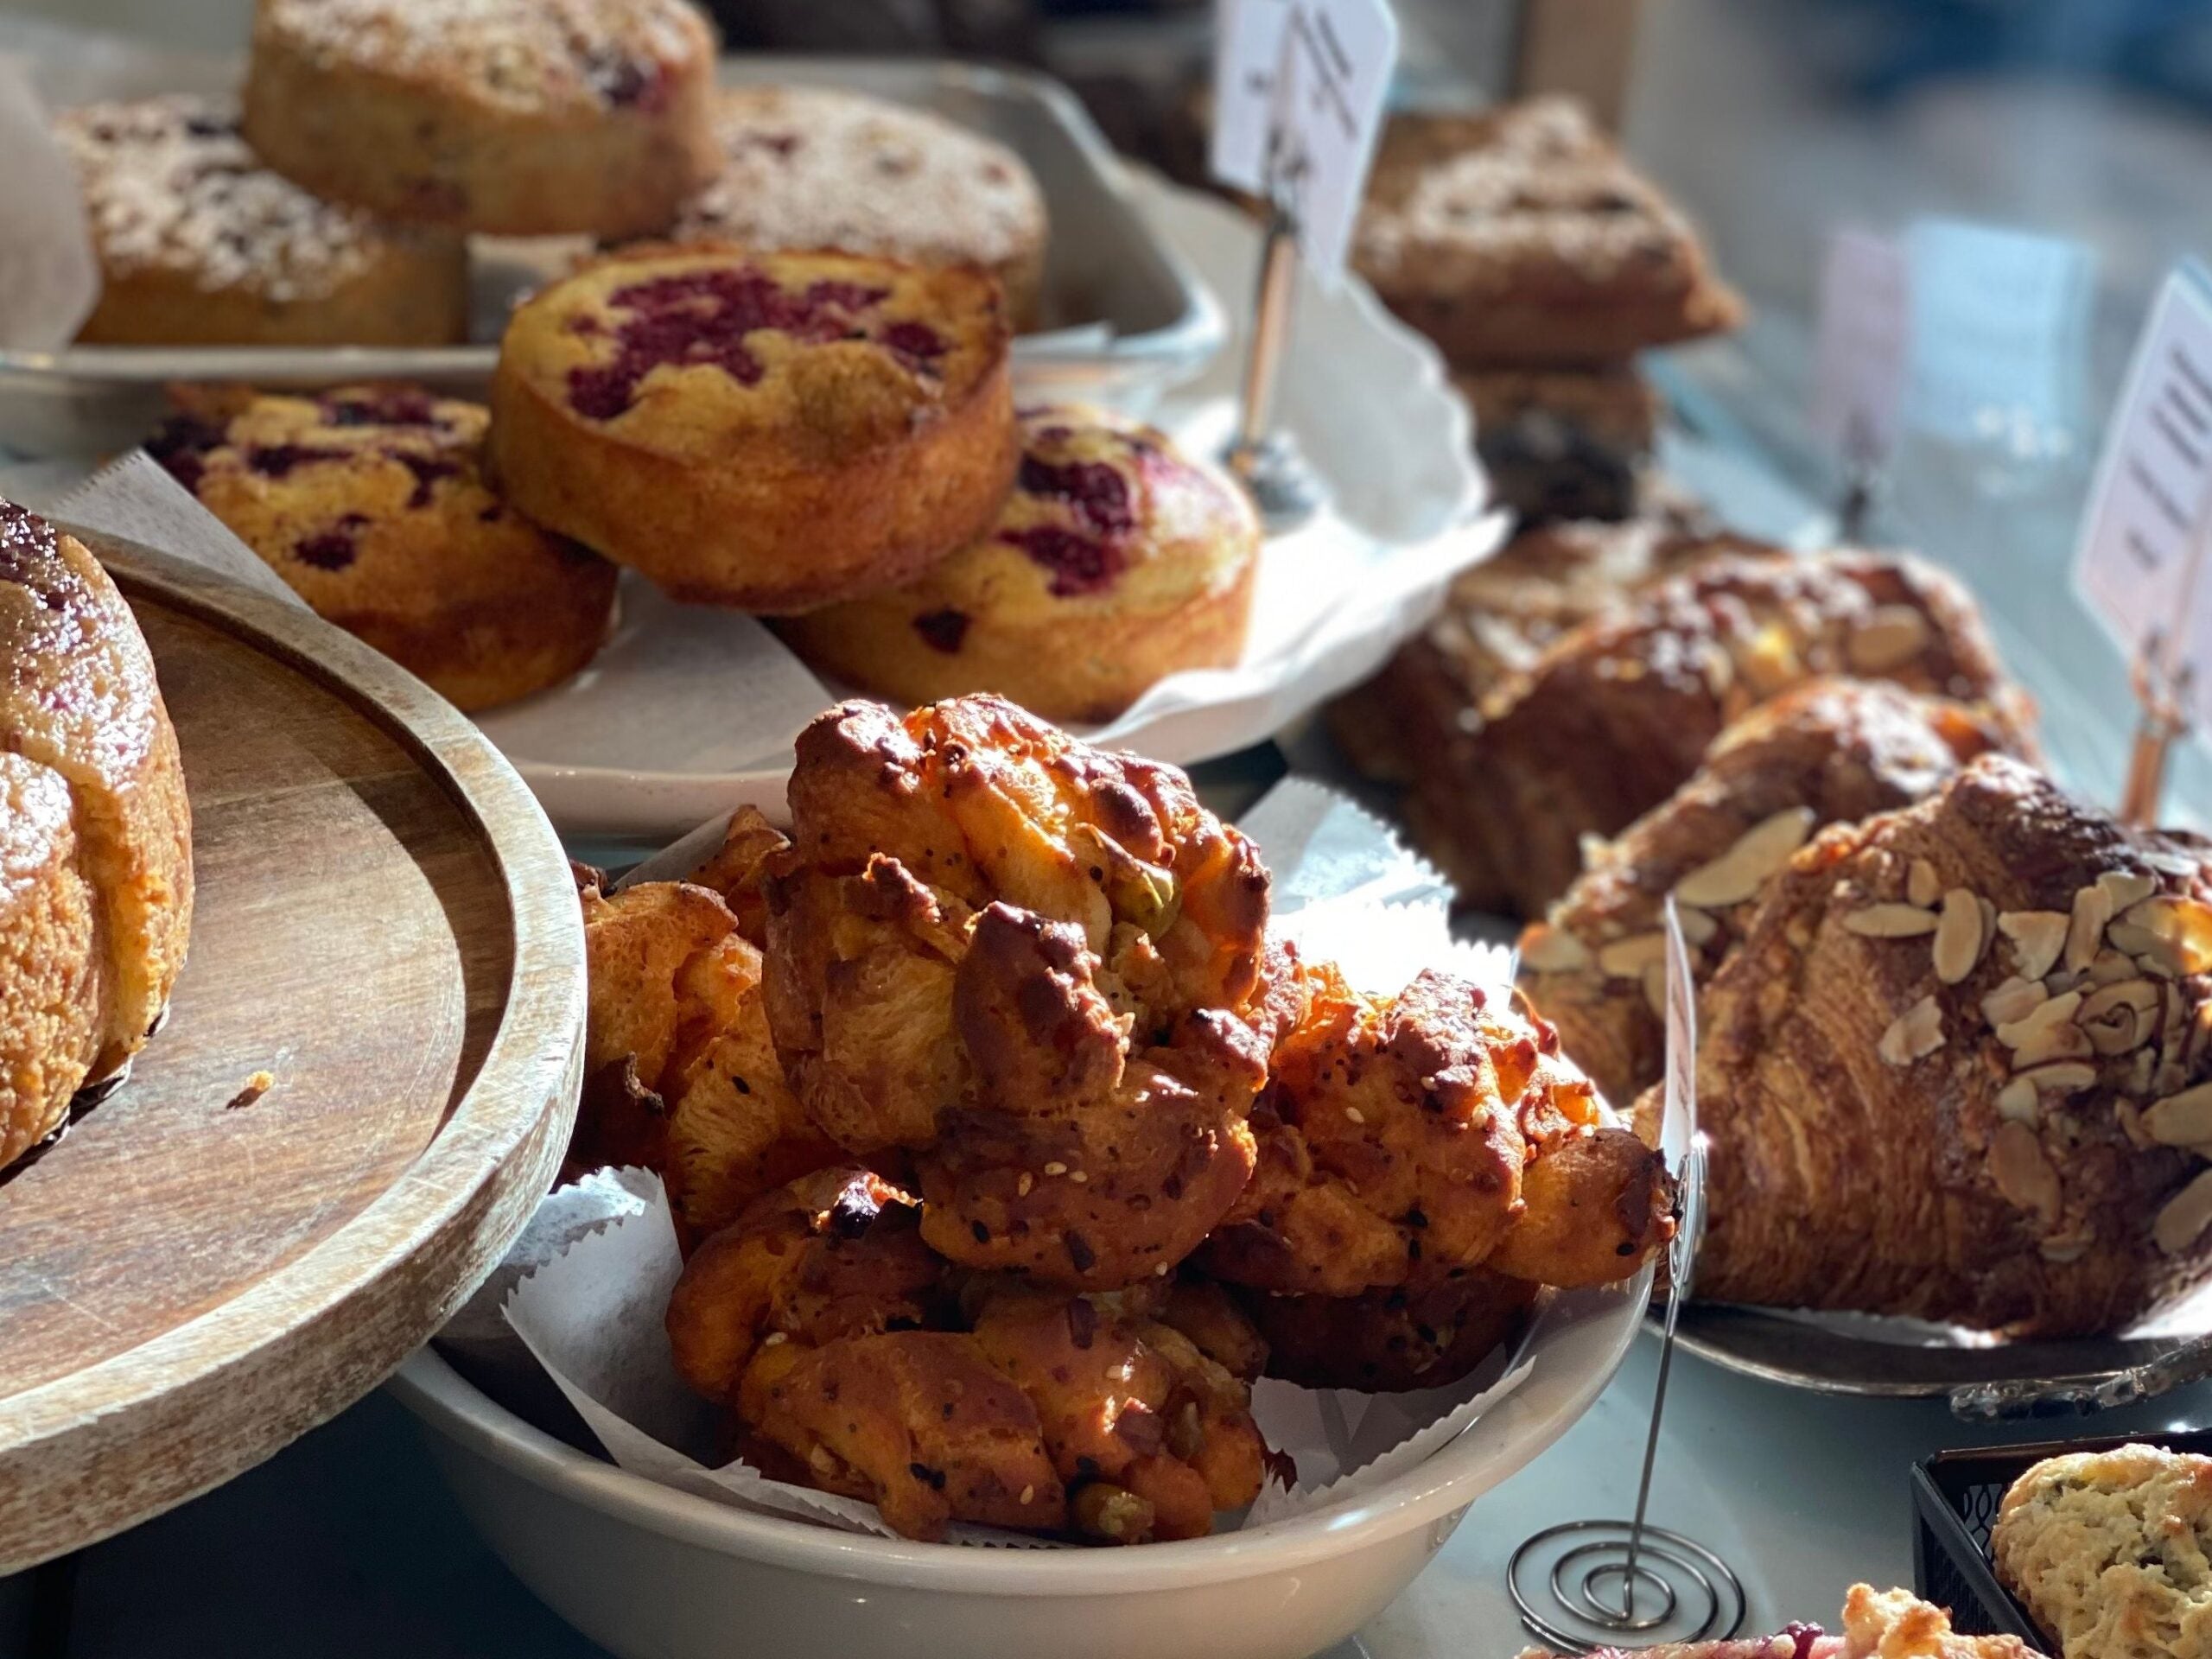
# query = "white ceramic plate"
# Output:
<box><xmin>474</xmin><ymin>171</ymin><xmax>1491</xmax><ymax>842</ymax></box>
<box><xmin>391</xmin><ymin>1268</ymin><xmax>1645</xmax><ymax>1659</ymax></box>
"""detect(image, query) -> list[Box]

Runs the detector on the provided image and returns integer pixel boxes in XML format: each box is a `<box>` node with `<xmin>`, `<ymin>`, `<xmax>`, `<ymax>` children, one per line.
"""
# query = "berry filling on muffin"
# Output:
<box><xmin>563</xmin><ymin>264</ymin><xmax>951</xmax><ymax>420</ymax></box>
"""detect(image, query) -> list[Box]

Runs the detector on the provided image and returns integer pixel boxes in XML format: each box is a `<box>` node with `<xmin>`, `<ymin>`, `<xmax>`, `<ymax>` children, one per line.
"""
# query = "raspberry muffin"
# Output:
<box><xmin>486</xmin><ymin>244</ymin><xmax>1017</xmax><ymax>612</ymax></box>
<box><xmin>777</xmin><ymin>404</ymin><xmax>1258</xmax><ymax>721</ymax></box>
<box><xmin>55</xmin><ymin>96</ymin><xmax>466</xmax><ymax>346</ymax></box>
<box><xmin>668</xmin><ymin>85</ymin><xmax>1049</xmax><ymax>330</ymax></box>
<box><xmin>149</xmin><ymin>385</ymin><xmax>618</xmax><ymax>710</ymax></box>
<box><xmin>241</xmin><ymin>0</ymin><xmax>719</xmax><ymax>237</ymax></box>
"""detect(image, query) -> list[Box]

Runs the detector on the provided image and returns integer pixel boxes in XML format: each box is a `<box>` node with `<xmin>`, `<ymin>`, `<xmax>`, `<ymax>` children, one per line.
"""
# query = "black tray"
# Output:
<box><xmin>1911</xmin><ymin>1430</ymin><xmax>2212</xmax><ymax>1643</ymax></box>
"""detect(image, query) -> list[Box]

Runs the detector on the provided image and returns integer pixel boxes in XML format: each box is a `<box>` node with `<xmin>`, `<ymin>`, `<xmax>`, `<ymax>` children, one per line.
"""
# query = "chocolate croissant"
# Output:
<box><xmin>1678</xmin><ymin>753</ymin><xmax>2212</xmax><ymax>1335</ymax></box>
<box><xmin>1356</xmin><ymin>545</ymin><xmax>2033</xmax><ymax>919</ymax></box>
<box><xmin>1519</xmin><ymin>678</ymin><xmax>2019</xmax><ymax>1111</ymax></box>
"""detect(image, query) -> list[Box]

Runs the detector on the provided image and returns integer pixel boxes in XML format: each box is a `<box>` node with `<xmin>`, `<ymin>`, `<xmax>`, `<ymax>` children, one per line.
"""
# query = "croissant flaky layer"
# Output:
<box><xmin>0</xmin><ymin>501</ymin><xmax>193</xmax><ymax>1168</ymax></box>
<box><xmin>1521</xmin><ymin>677</ymin><xmax>2021</xmax><ymax>1112</ymax></box>
<box><xmin>1681</xmin><ymin>753</ymin><xmax>2212</xmax><ymax>1335</ymax></box>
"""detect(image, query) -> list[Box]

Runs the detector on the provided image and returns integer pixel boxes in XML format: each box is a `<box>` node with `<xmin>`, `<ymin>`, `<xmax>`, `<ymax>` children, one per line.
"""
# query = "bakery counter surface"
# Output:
<box><xmin>11</xmin><ymin>1335</ymin><xmax>2204</xmax><ymax>1657</ymax></box>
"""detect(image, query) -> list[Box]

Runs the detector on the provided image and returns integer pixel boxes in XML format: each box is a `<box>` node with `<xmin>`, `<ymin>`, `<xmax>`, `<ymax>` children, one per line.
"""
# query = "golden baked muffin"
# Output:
<box><xmin>487</xmin><ymin>245</ymin><xmax>1017</xmax><ymax>612</ymax></box>
<box><xmin>1993</xmin><ymin>1444</ymin><xmax>2212</xmax><ymax>1659</ymax></box>
<box><xmin>149</xmin><ymin>385</ymin><xmax>618</xmax><ymax>711</ymax></box>
<box><xmin>1368</xmin><ymin>547</ymin><xmax>2036</xmax><ymax>919</ymax></box>
<box><xmin>761</xmin><ymin>696</ymin><xmax>1273</xmax><ymax>1287</ymax></box>
<box><xmin>1519</xmin><ymin>679</ymin><xmax>2019</xmax><ymax>1110</ymax></box>
<box><xmin>775</xmin><ymin>404</ymin><xmax>1260</xmax><ymax>722</ymax></box>
<box><xmin>0</xmin><ymin>500</ymin><xmax>194</xmax><ymax>1168</ymax></box>
<box><xmin>669</xmin><ymin>84</ymin><xmax>1049</xmax><ymax>331</ymax></box>
<box><xmin>54</xmin><ymin>96</ymin><xmax>465</xmax><ymax>347</ymax></box>
<box><xmin>1517</xmin><ymin>1586</ymin><xmax>2048</xmax><ymax>1659</ymax></box>
<box><xmin>240</xmin><ymin>0</ymin><xmax>718</xmax><ymax>237</ymax></box>
<box><xmin>1354</xmin><ymin>98</ymin><xmax>1744</xmax><ymax>368</ymax></box>
<box><xmin>1680</xmin><ymin>753</ymin><xmax>2212</xmax><ymax>1335</ymax></box>
<box><xmin>1199</xmin><ymin>958</ymin><xmax>1670</xmax><ymax>1297</ymax></box>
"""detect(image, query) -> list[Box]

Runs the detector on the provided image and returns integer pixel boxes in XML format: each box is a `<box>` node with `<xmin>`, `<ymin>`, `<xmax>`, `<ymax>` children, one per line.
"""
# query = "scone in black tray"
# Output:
<box><xmin>1911</xmin><ymin>1429</ymin><xmax>2212</xmax><ymax>1643</ymax></box>
<box><xmin>1662</xmin><ymin>1298</ymin><xmax>2212</xmax><ymax>1419</ymax></box>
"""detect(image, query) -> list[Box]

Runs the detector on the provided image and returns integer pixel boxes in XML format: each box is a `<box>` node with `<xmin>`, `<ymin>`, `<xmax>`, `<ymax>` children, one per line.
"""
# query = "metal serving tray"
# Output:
<box><xmin>0</xmin><ymin>55</ymin><xmax>1224</xmax><ymax>455</ymax></box>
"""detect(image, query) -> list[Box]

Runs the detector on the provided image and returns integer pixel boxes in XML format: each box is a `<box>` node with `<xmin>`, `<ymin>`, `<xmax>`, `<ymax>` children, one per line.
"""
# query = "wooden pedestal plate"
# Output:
<box><xmin>0</xmin><ymin>528</ymin><xmax>586</xmax><ymax>1572</ymax></box>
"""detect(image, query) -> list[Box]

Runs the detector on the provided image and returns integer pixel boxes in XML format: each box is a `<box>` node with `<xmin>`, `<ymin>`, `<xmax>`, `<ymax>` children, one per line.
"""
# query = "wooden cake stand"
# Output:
<box><xmin>0</xmin><ymin>529</ymin><xmax>586</xmax><ymax>1571</ymax></box>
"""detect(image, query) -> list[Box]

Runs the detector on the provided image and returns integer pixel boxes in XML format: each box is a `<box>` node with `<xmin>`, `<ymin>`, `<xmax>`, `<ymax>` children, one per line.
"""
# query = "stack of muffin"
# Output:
<box><xmin>93</xmin><ymin>0</ymin><xmax>1260</xmax><ymax>721</ymax></box>
<box><xmin>1352</xmin><ymin>96</ymin><xmax>1742</xmax><ymax>525</ymax></box>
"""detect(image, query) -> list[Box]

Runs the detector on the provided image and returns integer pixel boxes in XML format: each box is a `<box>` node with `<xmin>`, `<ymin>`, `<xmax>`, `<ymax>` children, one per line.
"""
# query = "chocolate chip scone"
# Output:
<box><xmin>151</xmin><ymin>384</ymin><xmax>618</xmax><ymax>710</ymax></box>
<box><xmin>55</xmin><ymin>95</ymin><xmax>465</xmax><ymax>346</ymax></box>
<box><xmin>668</xmin><ymin>84</ymin><xmax>1049</xmax><ymax>330</ymax></box>
<box><xmin>1679</xmin><ymin>753</ymin><xmax>2212</xmax><ymax>1335</ymax></box>
<box><xmin>487</xmin><ymin>244</ymin><xmax>1016</xmax><ymax>612</ymax></box>
<box><xmin>1519</xmin><ymin>678</ymin><xmax>2020</xmax><ymax>1111</ymax></box>
<box><xmin>1354</xmin><ymin>98</ymin><xmax>1744</xmax><ymax>369</ymax></box>
<box><xmin>241</xmin><ymin>0</ymin><xmax>718</xmax><ymax>236</ymax></box>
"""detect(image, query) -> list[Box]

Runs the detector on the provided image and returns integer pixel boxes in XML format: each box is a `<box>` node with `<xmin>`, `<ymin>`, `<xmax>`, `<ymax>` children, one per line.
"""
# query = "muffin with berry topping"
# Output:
<box><xmin>54</xmin><ymin>95</ymin><xmax>466</xmax><ymax>346</ymax></box>
<box><xmin>486</xmin><ymin>243</ymin><xmax>1017</xmax><ymax>612</ymax></box>
<box><xmin>150</xmin><ymin>384</ymin><xmax>618</xmax><ymax>710</ymax></box>
<box><xmin>241</xmin><ymin>0</ymin><xmax>718</xmax><ymax>238</ymax></box>
<box><xmin>666</xmin><ymin>85</ymin><xmax>1049</xmax><ymax>330</ymax></box>
<box><xmin>776</xmin><ymin>404</ymin><xmax>1258</xmax><ymax>721</ymax></box>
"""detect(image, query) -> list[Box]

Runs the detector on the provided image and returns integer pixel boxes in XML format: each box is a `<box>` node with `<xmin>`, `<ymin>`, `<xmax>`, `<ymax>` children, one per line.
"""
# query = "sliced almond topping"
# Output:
<box><xmin>1673</xmin><ymin>808</ymin><xmax>1816</xmax><ymax>909</ymax></box>
<box><xmin>1981</xmin><ymin>976</ymin><xmax>2047</xmax><ymax>1028</ymax></box>
<box><xmin>1908</xmin><ymin>858</ymin><xmax>1942</xmax><ymax>909</ymax></box>
<box><xmin>1996</xmin><ymin>1077</ymin><xmax>2041</xmax><ymax>1125</ymax></box>
<box><xmin>1598</xmin><ymin>932</ymin><xmax>1668</xmax><ymax>980</ymax></box>
<box><xmin>2067</xmin><ymin>883</ymin><xmax>2116</xmax><ymax>975</ymax></box>
<box><xmin>2120</xmin><ymin>1097</ymin><xmax>2155</xmax><ymax>1149</ymax></box>
<box><xmin>1733</xmin><ymin>624</ymin><xmax>1802</xmax><ymax>696</ymax></box>
<box><xmin>1878</xmin><ymin>995</ymin><xmax>1944</xmax><ymax>1065</ymax></box>
<box><xmin>2013</xmin><ymin>1060</ymin><xmax>2099</xmax><ymax>1096</ymax></box>
<box><xmin>2098</xmin><ymin>870</ymin><xmax>2158</xmax><ymax>912</ymax></box>
<box><xmin>2146</xmin><ymin>1083</ymin><xmax>2212</xmax><ymax>1146</ymax></box>
<box><xmin>2041</xmin><ymin>1234</ymin><xmax>2094</xmax><ymax>1264</ymax></box>
<box><xmin>1989</xmin><ymin>1122</ymin><xmax>2063</xmax><ymax>1226</ymax></box>
<box><xmin>2087</xmin><ymin>949</ymin><xmax>2138</xmax><ymax>988</ymax></box>
<box><xmin>1642</xmin><ymin>961</ymin><xmax>1667</xmax><ymax>1019</ymax></box>
<box><xmin>2143</xmin><ymin>849</ymin><xmax>2202</xmax><ymax>879</ymax></box>
<box><xmin>1996</xmin><ymin>989</ymin><xmax>2083</xmax><ymax>1050</ymax></box>
<box><xmin>1519</xmin><ymin>924</ymin><xmax>1592</xmax><ymax>975</ymax></box>
<box><xmin>2155</xmin><ymin>1168</ymin><xmax>2212</xmax><ymax>1255</ymax></box>
<box><xmin>1675</xmin><ymin>906</ymin><xmax>1719</xmax><ymax>947</ymax></box>
<box><xmin>1933</xmin><ymin>888</ymin><xmax>1986</xmax><ymax>985</ymax></box>
<box><xmin>2080</xmin><ymin>979</ymin><xmax>2159</xmax><ymax>1055</ymax></box>
<box><xmin>2009</xmin><ymin>1021</ymin><xmax>2094</xmax><ymax>1068</ymax></box>
<box><xmin>1846</xmin><ymin>604</ymin><xmax>1933</xmax><ymax>672</ymax></box>
<box><xmin>2128</xmin><ymin>1051</ymin><xmax>2158</xmax><ymax>1099</ymax></box>
<box><xmin>1999</xmin><ymin>911</ymin><xmax>2069</xmax><ymax>982</ymax></box>
<box><xmin>2106</xmin><ymin>920</ymin><xmax>2163</xmax><ymax>958</ymax></box>
<box><xmin>2122</xmin><ymin>895</ymin><xmax>2212</xmax><ymax>976</ymax></box>
<box><xmin>1843</xmin><ymin>903</ymin><xmax>1939</xmax><ymax>939</ymax></box>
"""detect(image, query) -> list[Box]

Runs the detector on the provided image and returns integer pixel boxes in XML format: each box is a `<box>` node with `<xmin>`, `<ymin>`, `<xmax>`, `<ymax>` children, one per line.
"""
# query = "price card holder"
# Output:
<box><xmin>1507</xmin><ymin>902</ymin><xmax>1737</xmax><ymax>1653</ymax></box>
<box><xmin>1211</xmin><ymin>0</ymin><xmax>1395</xmax><ymax>525</ymax></box>
<box><xmin>1905</xmin><ymin>218</ymin><xmax>2097</xmax><ymax>456</ymax></box>
<box><xmin>1809</xmin><ymin>228</ymin><xmax>1910</xmax><ymax>541</ymax></box>
<box><xmin>2073</xmin><ymin>260</ymin><xmax>2212</xmax><ymax>824</ymax></box>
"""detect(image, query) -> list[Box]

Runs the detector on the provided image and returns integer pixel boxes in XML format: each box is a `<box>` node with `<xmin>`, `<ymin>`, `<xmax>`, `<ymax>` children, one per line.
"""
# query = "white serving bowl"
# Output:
<box><xmin>387</xmin><ymin>1269</ymin><xmax>1645</xmax><ymax>1659</ymax></box>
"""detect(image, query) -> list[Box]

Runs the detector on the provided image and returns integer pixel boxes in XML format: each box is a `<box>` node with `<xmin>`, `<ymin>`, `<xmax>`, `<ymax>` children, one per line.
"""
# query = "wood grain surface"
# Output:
<box><xmin>0</xmin><ymin>529</ymin><xmax>585</xmax><ymax>1572</ymax></box>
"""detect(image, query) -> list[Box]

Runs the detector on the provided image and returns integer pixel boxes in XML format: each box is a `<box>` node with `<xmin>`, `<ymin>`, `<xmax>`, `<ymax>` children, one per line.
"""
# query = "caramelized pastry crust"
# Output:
<box><xmin>1682</xmin><ymin>754</ymin><xmax>2212</xmax><ymax>1335</ymax></box>
<box><xmin>1520</xmin><ymin>679</ymin><xmax>2018</xmax><ymax>1109</ymax></box>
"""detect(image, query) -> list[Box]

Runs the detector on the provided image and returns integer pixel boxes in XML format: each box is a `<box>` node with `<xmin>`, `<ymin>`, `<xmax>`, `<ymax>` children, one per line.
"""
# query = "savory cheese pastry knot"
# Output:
<box><xmin>763</xmin><ymin>696</ymin><xmax>1275</xmax><ymax>1287</ymax></box>
<box><xmin>963</xmin><ymin>1276</ymin><xmax>1274</xmax><ymax>1543</ymax></box>
<box><xmin>1200</xmin><ymin>963</ymin><xmax>1672</xmax><ymax>1297</ymax></box>
<box><xmin>571</xmin><ymin>866</ymin><xmax>836</xmax><ymax>1243</ymax></box>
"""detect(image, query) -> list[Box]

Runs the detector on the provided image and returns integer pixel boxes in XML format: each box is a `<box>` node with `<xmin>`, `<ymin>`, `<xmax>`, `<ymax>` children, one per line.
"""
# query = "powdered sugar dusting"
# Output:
<box><xmin>260</xmin><ymin>0</ymin><xmax>710</xmax><ymax>115</ymax></box>
<box><xmin>55</xmin><ymin>96</ymin><xmax>397</xmax><ymax>301</ymax></box>
<box><xmin>674</xmin><ymin>85</ymin><xmax>1043</xmax><ymax>269</ymax></box>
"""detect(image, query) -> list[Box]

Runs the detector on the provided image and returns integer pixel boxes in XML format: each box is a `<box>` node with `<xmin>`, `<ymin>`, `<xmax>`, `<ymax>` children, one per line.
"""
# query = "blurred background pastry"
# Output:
<box><xmin>775</xmin><ymin>403</ymin><xmax>1257</xmax><ymax>722</ymax></box>
<box><xmin>665</xmin><ymin>83</ymin><xmax>1049</xmax><ymax>330</ymax></box>
<box><xmin>150</xmin><ymin>384</ymin><xmax>618</xmax><ymax>709</ymax></box>
<box><xmin>240</xmin><ymin>0</ymin><xmax>720</xmax><ymax>237</ymax></box>
<box><xmin>55</xmin><ymin>95</ymin><xmax>466</xmax><ymax>346</ymax></box>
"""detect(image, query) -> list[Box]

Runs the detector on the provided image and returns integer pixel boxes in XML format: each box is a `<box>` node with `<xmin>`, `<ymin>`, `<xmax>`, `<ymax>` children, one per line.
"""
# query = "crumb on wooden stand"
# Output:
<box><xmin>226</xmin><ymin>1071</ymin><xmax>275</xmax><ymax>1110</ymax></box>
